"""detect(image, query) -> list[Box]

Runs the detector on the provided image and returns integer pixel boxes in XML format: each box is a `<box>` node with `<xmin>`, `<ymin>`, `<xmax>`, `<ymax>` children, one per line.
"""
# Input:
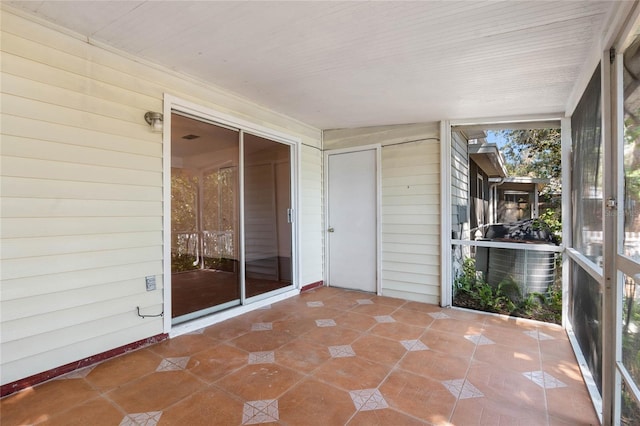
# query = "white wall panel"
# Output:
<box><xmin>324</xmin><ymin>123</ymin><xmax>440</xmax><ymax>304</ymax></box>
<box><xmin>0</xmin><ymin>10</ymin><xmax>322</xmax><ymax>386</ymax></box>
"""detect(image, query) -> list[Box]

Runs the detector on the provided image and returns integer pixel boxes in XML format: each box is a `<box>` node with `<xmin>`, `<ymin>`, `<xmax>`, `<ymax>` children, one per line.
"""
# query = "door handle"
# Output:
<box><xmin>328</xmin><ymin>227</ymin><xmax>335</xmax><ymax>233</ymax></box>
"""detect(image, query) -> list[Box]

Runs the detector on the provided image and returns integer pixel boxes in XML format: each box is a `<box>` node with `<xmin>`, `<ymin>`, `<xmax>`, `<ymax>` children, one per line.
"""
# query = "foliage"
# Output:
<box><xmin>498</xmin><ymin>128</ymin><xmax>561</xmax><ymax>194</ymax></box>
<box><xmin>533</xmin><ymin>209</ymin><xmax>562</xmax><ymax>243</ymax></box>
<box><xmin>453</xmin><ymin>257</ymin><xmax>561</xmax><ymax>324</ymax></box>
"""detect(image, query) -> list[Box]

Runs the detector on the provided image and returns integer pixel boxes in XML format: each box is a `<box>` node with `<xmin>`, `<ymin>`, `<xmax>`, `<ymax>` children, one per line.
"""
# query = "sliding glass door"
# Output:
<box><xmin>244</xmin><ymin>133</ymin><xmax>293</xmax><ymax>299</ymax></box>
<box><xmin>170</xmin><ymin>113</ymin><xmax>294</xmax><ymax>324</ymax></box>
<box><xmin>171</xmin><ymin>114</ymin><xmax>241</xmax><ymax>322</ymax></box>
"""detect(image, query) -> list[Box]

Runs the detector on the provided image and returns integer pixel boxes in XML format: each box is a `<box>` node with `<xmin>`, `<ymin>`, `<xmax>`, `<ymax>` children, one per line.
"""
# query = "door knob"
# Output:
<box><xmin>328</xmin><ymin>227</ymin><xmax>335</xmax><ymax>233</ymax></box>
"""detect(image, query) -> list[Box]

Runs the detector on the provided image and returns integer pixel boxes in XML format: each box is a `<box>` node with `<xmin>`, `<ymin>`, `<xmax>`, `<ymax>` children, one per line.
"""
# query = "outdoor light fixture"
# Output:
<box><xmin>144</xmin><ymin>111</ymin><xmax>163</xmax><ymax>133</ymax></box>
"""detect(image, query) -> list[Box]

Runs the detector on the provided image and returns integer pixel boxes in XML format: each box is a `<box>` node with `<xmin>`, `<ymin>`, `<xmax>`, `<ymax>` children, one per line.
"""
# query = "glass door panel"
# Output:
<box><xmin>243</xmin><ymin>133</ymin><xmax>292</xmax><ymax>299</ymax></box>
<box><xmin>171</xmin><ymin>114</ymin><xmax>240</xmax><ymax>322</ymax></box>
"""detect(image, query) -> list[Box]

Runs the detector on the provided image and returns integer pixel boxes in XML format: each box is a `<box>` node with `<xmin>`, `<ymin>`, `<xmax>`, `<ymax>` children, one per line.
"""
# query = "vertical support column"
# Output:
<box><xmin>440</xmin><ymin>120</ymin><xmax>452</xmax><ymax>307</ymax></box>
<box><xmin>601</xmin><ymin>48</ymin><xmax>618</xmax><ymax>426</ymax></box>
<box><xmin>560</xmin><ymin>117</ymin><xmax>572</xmax><ymax>329</ymax></box>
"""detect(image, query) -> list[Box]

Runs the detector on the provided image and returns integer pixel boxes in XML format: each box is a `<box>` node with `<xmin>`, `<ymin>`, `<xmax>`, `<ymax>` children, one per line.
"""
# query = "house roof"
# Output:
<box><xmin>469</xmin><ymin>143</ymin><xmax>508</xmax><ymax>178</ymax></box>
<box><xmin>4</xmin><ymin>1</ymin><xmax>617</xmax><ymax>129</ymax></box>
<box><xmin>489</xmin><ymin>176</ymin><xmax>550</xmax><ymax>193</ymax></box>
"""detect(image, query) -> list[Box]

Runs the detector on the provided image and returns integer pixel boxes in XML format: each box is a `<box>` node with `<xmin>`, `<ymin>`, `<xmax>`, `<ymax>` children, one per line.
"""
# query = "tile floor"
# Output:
<box><xmin>0</xmin><ymin>287</ymin><xmax>600</xmax><ymax>425</ymax></box>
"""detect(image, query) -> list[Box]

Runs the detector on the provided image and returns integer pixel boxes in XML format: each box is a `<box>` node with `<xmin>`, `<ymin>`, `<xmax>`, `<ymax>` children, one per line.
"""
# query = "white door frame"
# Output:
<box><xmin>162</xmin><ymin>94</ymin><xmax>301</xmax><ymax>335</ymax></box>
<box><xmin>324</xmin><ymin>144</ymin><xmax>382</xmax><ymax>295</ymax></box>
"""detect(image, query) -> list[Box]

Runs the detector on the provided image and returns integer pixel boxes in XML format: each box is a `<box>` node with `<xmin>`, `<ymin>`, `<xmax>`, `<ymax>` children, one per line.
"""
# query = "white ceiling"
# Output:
<box><xmin>7</xmin><ymin>1</ymin><xmax>616</xmax><ymax>130</ymax></box>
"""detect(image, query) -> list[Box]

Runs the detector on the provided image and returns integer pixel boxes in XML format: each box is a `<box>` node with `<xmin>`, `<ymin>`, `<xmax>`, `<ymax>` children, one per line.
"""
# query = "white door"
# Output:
<box><xmin>327</xmin><ymin>148</ymin><xmax>378</xmax><ymax>293</ymax></box>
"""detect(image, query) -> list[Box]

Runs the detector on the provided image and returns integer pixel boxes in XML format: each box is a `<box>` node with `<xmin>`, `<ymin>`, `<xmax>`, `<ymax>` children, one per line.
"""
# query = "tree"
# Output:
<box><xmin>497</xmin><ymin>128</ymin><xmax>562</xmax><ymax>194</ymax></box>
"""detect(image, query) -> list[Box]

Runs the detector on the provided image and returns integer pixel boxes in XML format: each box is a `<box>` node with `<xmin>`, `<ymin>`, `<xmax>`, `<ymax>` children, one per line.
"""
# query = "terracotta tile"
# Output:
<box><xmin>372</xmin><ymin>295</ymin><xmax>407</xmax><ymax>308</ymax></box>
<box><xmin>445</xmin><ymin>308</ymin><xmax>489</xmax><ymax>322</ymax></box>
<box><xmin>203</xmin><ymin>317</ymin><xmax>251</xmax><ymax>341</ymax></box>
<box><xmin>466</xmin><ymin>363</ymin><xmax>546</xmax><ymax>410</ymax></box>
<box><xmin>215</xmin><ymin>363</ymin><xmax>303</xmax><ymax>400</ymax></box>
<box><xmin>275</xmin><ymin>338</ymin><xmax>332</xmax><ymax>374</ymax></box>
<box><xmin>483</xmin><ymin>314</ymin><xmax>526</xmax><ymax>329</ymax></box>
<box><xmin>242</xmin><ymin>307</ymin><xmax>291</xmax><ymax>324</ymax></box>
<box><xmin>148</xmin><ymin>333</ymin><xmax>217</xmax><ymax>358</ymax></box>
<box><xmin>546</xmin><ymin>386</ymin><xmax>600</xmax><ymax>425</ymax></box>
<box><xmin>300</xmin><ymin>325</ymin><xmax>361</xmax><ymax>347</ymax></box>
<box><xmin>481</xmin><ymin>324</ymin><xmax>541</xmax><ymax>353</ymax></box>
<box><xmin>230</xmin><ymin>329</ymin><xmax>296</xmax><ymax>352</ymax></box>
<box><xmin>188</xmin><ymin>343</ymin><xmax>248</xmax><ymax>383</ymax></box>
<box><xmin>271</xmin><ymin>316</ymin><xmax>318</xmax><ymax>336</ymax></box>
<box><xmin>159</xmin><ymin>387</ymin><xmax>244</xmax><ymax>425</ymax></box>
<box><xmin>421</xmin><ymin>329</ymin><xmax>477</xmax><ymax>358</ymax></box>
<box><xmin>321</xmin><ymin>295</ymin><xmax>362</xmax><ymax>310</ymax></box>
<box><xmin>2</xmin><ymin>288</ymin><xmax>599</xmax><ymax>426</ymax></box>
<box><xmin>473</xmin><ymin>343</ymin><xmax>540</xmax><ymax>373</ymax></box>
<box><xmin>428</xmin><ymin>318</ymin><xmax>484</xmax><ymax>336</ymax></box>
<box><xmin>369</xmin><ymin>321</ymin><xmax>425</xmax><ymax>341</ymax></box>
<box><xmin>390</xmin><ymin>307</ymin><xmax>435</xmax><ymax>328</ymax></box>
<box><xmin>379</xmin><ymin>369</ymin><xmax>456</xmax><ymax>424</ymax></box>
<box><xmin>335</xmin><ymin>311</ymin><xmax>378</xmax><ymax>332</ymax></box>
<box><xmin>107</xmin><ymin>371</ymin><xmax>205</xmax><ymax>413</ymax></box>
<box><xmin>540</xmin><ymin>338</ymin><xmax>577</xmax><ymax>362</ymax></box>
<box><xmin>84</xmin><ymin>348</ymin><xmax>162</xmax><ymax>391</ymax></box>
<box><xmin>299</xmin><ymin>286</ymin><xmax>345</xmax><ymax>300</ymax></box>
<box><xmin>41</xmin><ymin>397</ymin><xmax>123</xmax><ymax>426</ymax></box>
<box><xmin>0</xmin><ymin>380</ymin><xmax>99</xmax><ymax>426</ymax></box>
<box><xmin>293</xmin><ymin>306</ymin><xmax>344</xmax><ymax>320</ymax></box>
<box><xmin>351</xmin><ymin>334</ymin><xmax>407</xmax><ymax>367</ymax></box>
<box><xmin>451</xmin><ymin>395</ymin><xmax>548</xmax><ymax>426</ymax></box>
<box><xmin>399</xmin><ymin>350</ymin><xmax>471</xmax><ymax>381</ymax></box>
<box><xmin>349</xmin><ymin>303</ymin><xmax>398</xmax><ymax>317</ymax></box>
<box><xmin>312</xmin><ymin>357</ymin><xmax>390</xmax><ymax>391</ymax></box>
<box><xmin>541</xmin><ymin>358</ymin><xmax>589</xmax><ymax>390</ymax></box>
<box><xmin>278</xmin><ymin>378</ymin><xmax>356</xmax><ymax>426</ymax></box>
<box><xmin>347</xmin><ymin>408</ymin><xmax>428</xmax><ymax>425</ymax></box>
<box><xmin>403</xmin><ymin>301</ymin><xmax>444</xmax><ymax>313</ymax></box>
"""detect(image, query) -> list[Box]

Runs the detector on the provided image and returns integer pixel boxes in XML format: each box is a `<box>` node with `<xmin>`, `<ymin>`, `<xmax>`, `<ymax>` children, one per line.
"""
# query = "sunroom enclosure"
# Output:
<box><xmin>440</xmin><ymin>15</ymin><xmax>640</xmax><ymax>423</ymax></box>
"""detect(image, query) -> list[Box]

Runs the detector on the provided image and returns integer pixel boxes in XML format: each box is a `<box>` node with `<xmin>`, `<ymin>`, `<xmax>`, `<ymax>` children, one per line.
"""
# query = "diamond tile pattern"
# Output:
<box><xmin>374</xmin><ymin>315</ymin><xmax>395</xmax><ymax>323</ymax></box>
<box><xmin>329</xmin><ymin>345</ymin><xmax>356</xmax><ymax>358</ymax></box>
<box><xmin>464</xmin><ymin>334</ymin><xmax>495</xmax><ymax>345</ymax></box>
<box><xmin>524</xmin><ymin>330</ymin><xmax>555</xmax><ymax>341</ymax></box>
<box><xmin>248</xmin><ymin>351</ymin><xmax>275</xmax><ymax>364</ymax></box>
<box><xmin>251</xmin><ymin>322</ymin><xmax>273</xmax><ymax>331</ymax></box>
<box><xmin>156</xmin><ymin>357</ymin><xmax>190</xmax><ymax>372</ymax></box>
<box><xmin>242</xmin><ymin>399</ymin><xmax>279</xmax><ymax>424</ymax></box>
<box><xmin>400</xmin><ymin>339</ymin><xmax>429</xmax><ymax>351</ymax></box>
<box><xmin>1</xmin><ymin>287</ymin><xmax>597</xmax><ymax>426</ymax></box>
<box><xmin>523</xmin><ymin>371</ymin><xmax>568</xmax><ymax>389</ymax></box>
<box><xmin>120</xmin><ymin>411</ymin><xmax>163</xmax><ymax>426</ymax></box>
<box><xmin>442</xmin><ymin>379</ymin><xmax>484</xmax><ymax>399</ymax></box>
<box><xmin>315</xmin><ymin>319</ymin><xmax>337</xmax><ymax>327</ymax></box>
<box><xmin>349</xmin><ymin>388</ymin><xmax>389</xmax><ymax>411</ymax></box>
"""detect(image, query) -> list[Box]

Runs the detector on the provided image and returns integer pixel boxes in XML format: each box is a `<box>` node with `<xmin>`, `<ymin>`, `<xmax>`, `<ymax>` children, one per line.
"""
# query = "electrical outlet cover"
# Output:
<box><xmin>145</xmin><ymin>276</ymin><xmax>156</xmax><ymax>291</ymax></box>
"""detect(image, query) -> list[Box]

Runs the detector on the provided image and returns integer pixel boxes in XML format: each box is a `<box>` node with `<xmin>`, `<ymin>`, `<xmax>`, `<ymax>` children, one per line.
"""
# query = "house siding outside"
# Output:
<box><xmin>451</xmin><ymin>131</ymin><xmax>469</xmax><ymax>240</ymax></box>
<box><xmin>324</xmin><ymin>123</ymin><xmax>441</xmax><ymax>304</ymax></box>
<box><xmin>0</xmin><ymin>10</ymin><xmax>323</xmax><ymax>385</ymax></box>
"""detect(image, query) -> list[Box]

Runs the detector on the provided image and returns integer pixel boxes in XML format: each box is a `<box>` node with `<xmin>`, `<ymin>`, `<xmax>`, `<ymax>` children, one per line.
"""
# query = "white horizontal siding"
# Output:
<box><xmin>451</xmin><ymin>131</ymin><xmax>469</xmax><ymax>240</ymax></box>
<box><xmin>0</xmin><ymin>10</ymin><xmax>322</xmax><ymax>386</ymax></box>
<box><xmin>300</xmin><ymin>145</ymin><xmax>324</xmax><ymax>285</ymax></box>
<box><xmin>324</xmin><ymin>123</ymin><xmax>440</xmax><ymax>304</ymax></box>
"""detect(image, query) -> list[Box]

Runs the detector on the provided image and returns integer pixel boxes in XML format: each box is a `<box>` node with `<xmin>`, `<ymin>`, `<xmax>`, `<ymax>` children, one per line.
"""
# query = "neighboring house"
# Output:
<box><xmin>1</xmin><ymin>2</ymin><xmax>639</xmax><ymax>424</ymax></box>
<box><xmin>468</xmin><ymin>139</ymin><xmax>507</xmax><ymax>234</ymax></box>
<box><xmin>494</xmin><ymin>177</ymin><xmax>550</xmax><ymax>223</ymax></box>
<box><xmin>467</xmin><ymin>138</ymin><xmax>551</xmax><ymax>232</ymax></box>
